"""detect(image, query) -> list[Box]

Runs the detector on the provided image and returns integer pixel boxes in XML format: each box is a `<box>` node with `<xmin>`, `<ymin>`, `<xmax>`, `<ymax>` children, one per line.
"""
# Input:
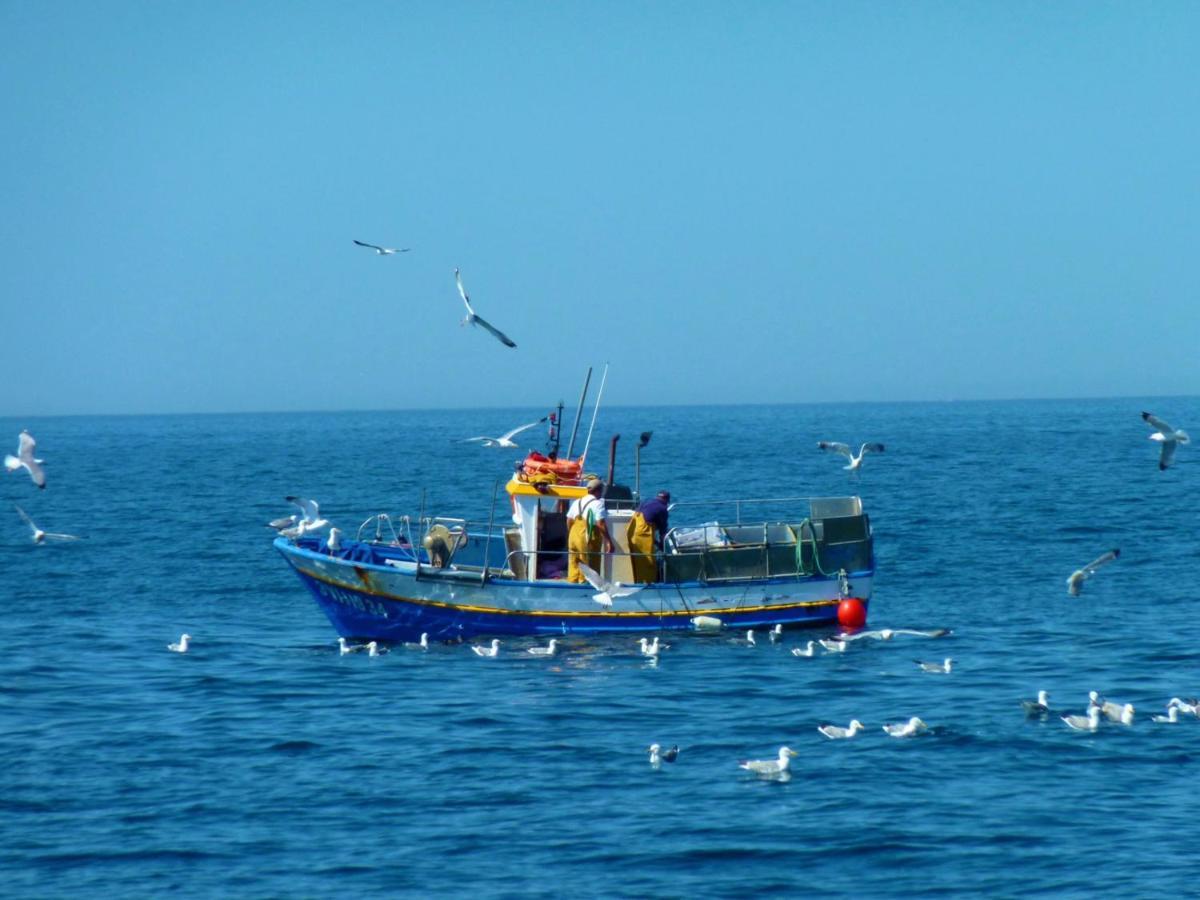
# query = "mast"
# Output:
<box><xmin>565</xmin><ymin>367</ymin><xmax>592</xmax><ymax>459</ymax></box>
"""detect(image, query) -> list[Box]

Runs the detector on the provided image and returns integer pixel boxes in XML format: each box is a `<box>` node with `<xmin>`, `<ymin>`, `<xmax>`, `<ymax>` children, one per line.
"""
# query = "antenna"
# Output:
<box><xmin>565</xmin><ymin>368</ymin><xmax>592</xmax><ymax>459</ymax></box>
<box><xmin>579</xmin><ymin>362</ymin><xmax>609</xmax><ymax>468</ymax></box>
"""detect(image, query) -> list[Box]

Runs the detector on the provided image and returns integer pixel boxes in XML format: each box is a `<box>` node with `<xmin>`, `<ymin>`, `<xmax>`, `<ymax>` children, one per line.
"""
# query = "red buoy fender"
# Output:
<box><xmin>837</xmin><ymin>598</ymin><xmax>867</xmax><ymax>628</ymax></box>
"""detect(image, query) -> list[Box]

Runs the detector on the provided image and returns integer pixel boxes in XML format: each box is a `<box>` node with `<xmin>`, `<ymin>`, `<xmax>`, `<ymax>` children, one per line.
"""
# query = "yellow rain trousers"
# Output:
<box><xmin>626</xmin><ymin>511</ymin><xmax>658</xmax><ymax>583</ymax></box>
<box><xmin>568</xmin><ymin>516</ymin><xmax>602</xmax><ymax>583</ymax></box>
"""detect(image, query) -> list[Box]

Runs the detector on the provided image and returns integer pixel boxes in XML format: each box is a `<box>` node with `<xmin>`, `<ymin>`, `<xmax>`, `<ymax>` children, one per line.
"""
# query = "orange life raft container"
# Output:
<box><xmin>521</xmin><ymin>452</ymin><xmax>584</xmax><ymax>483</ymax></box>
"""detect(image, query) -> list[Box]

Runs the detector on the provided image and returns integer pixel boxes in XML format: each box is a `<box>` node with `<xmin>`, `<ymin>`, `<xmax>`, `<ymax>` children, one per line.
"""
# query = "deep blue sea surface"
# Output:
<box><xmin>3</xmin><ymin>398</ymin><xmax>1199</xmax><ymax>897</ymax></box>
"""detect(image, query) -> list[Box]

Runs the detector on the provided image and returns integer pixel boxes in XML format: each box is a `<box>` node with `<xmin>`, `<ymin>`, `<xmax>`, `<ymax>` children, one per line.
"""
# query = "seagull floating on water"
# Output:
<box><xmin>454</xmin><ymin>268</ymin><xmax>517</xmax><ymax>348</ymax></box>
<box><xmin>916</xmin><ymin>658</ymin><xmax>953</xmax><ymax>674</ymax></box>
<box><xmin>1168</xmin><ymin>697</ymin><xmax>1200</xmax><ymax>716</ymax></box>
<box><xmin>338</xmin><ymin>637</ymin><xmax>366</xmax><ymax>655</ymax></box>
<box><xmin>1062</xmin><ymin>706</ymin><xmax>1102</xmax><ymax>732</ymax></box>
<box><xmin>168</xmin><ymin>634</ymin><xmax>191</xmax><ymax>653</ymax></box>
<box><xmin>769</xmin><ymin>624</ymin><xmax>783</xmax><ymax>643</ymax></box>
<box><xmin>527</xmin><ymin>639</ymin><xmax>558</xmax><ymax>657</ymax></box>
<box><xmin>739</xmin><ymin>746</ymin><xmax>797</xmax><ymax>776</ymax></box>
<box><xmin>5</xmin><ymin>430</ymin><xmax>46</xmax><ymax>489</ymax></box>
<box><xmin>1152</xmin><ymin>706</ymin><xmax>1182</xmax><ymax>724</ymax></box>
<box><xmin>471</xmin><ymin>639</ymin><xmax>501</xmax><ymax>658</ymax></box>
<box><xmin>882</xmin><ymin>717</ymin><xmax>927</xmax><ymax>738</ymax></box>
<box><xmin>14</xmin><ymin>505</ymin><xmax>81</xmax><ymax>544</ymax></box>
<box><xmin>1142</xmin><ymin>411</ymin><xmax>1189</xmax><ymax>470</ymax></box>
<box><xmin>353</xmin><ymin>239</ymin><xmax>410</xmax><ymax>255</ymax></box>
<box><xmin>1022</xmin><ymin>690</ymin><xmax>1052</xmax><ymax>717</ymax></box>
<box><xmin>638</xmin><ymin>636</ymin><xmax>668</xmax><ymax>657</ymax></box>
<box><xmin>1100</xmin><ymin>700</ymin><xmax>1135</xmax><ymax>725</ymax></box>
<box><xmin>791</xmin><ymin>641</ymin><xmax>816</xmax><ymax>658</ymax></box>
<box><xmin>461</xmin><ymin>416</ymin><xmax>548</xmax><ymax>448</ymax></box>
<box><xmin>819</xmin><ymin>638</ymin><xmax>847</xmax><ymax>653</ymax></box>
<box><xmin>818</xmin><ymin>720</ymin><xmax>865</xmax><ymax>740</ymax></box>
<box><xmin>1067</xmin><ymin>549</ymin><xmax>1120</xmax><ymax>597</ymax></box>
<box><xmin>405</xmin><ymin>633</ymin><xmax>430</xmax><ymax>650</ymax></box>
<box><xmin>366</xmin><ymin>641</ymin><xmax>389</xmax><ymax>657</ymax></box>
<box><xmin>648</xmin><ymin>743</ymin><xmax>679</xmax><ymax>767</ymax></box>
<box><xmin>578</xmin><ymin>563</ymin><xmax>643</xmax><ymax>607</ymax></box>
<box><xmin>745</xmin><ymin>630</ymin><xmax>757</xmax><ymax>646</ymax></box>
<box><xmin>817</xmin><ymin>441</ymin><xmax>885</xmax><ymax>472</ymax></box>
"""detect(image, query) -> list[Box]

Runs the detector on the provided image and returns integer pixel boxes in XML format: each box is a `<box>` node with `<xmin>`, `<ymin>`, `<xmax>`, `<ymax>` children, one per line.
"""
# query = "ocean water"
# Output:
<box><xmin>2</xmin><ymin>398</ymin><xmax>1198</xmax><ymax>898</ymax></box>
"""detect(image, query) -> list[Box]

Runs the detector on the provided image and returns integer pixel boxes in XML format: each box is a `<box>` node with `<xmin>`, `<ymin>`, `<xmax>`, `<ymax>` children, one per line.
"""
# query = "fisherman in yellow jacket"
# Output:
<box><xmin>627</xmin><ymin>490</ymin><xmax>671</xmax><ymax>583</ymax></box>
<box><xmin>567</xmin><ymin>478</ymin><xmax>613</xmax><ymax>583</ymax></box>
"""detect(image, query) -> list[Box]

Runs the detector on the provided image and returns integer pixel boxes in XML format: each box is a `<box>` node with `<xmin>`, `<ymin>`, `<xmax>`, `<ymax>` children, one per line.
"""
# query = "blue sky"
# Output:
<box><xmin>1</xmin><ymin>2</ymin><xmax>1196</xmax><ymax>416</ymax></box>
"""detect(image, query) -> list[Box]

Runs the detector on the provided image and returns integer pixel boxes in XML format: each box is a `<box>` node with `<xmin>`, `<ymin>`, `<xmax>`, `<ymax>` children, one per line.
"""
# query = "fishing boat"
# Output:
<box><xmin>275</xmin><ymin>374</ymin><xmax>876</xmax><ymax>642</ymax></box>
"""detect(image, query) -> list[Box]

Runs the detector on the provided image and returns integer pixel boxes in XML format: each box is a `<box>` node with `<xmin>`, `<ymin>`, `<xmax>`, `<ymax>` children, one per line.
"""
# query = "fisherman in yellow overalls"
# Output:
<box><xmin>567</xmin><ymin>478</ymin><xmax>613</xmax><ymax>582</ymax></box>
<box><xmin>627</xmin><ymin>490</ymin><xmax>671</xmax><ymax>583</ymax></box>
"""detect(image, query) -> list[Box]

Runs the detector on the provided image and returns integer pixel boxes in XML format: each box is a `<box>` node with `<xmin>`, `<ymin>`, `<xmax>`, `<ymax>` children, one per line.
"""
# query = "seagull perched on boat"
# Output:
<box><xmin>648</xmin><ymin>743</ymin><xmax>679</xmax><ymax>767</ymax></box>
<box><xmin>527</xmin><ymin>639</ymin><xmax>558</xmax><ymax>657</ymax></box>
<box><xmin>5</xmin><ymin>430</ymin><xmax>46</xmax><ymax>489</ymax></box>
<box><xmin>14</xmin><ymin>505</ymin><xmax>80</xmax><ymax>544</ymax></box>
<box><xmin>461</xmin><ymin>416</ymin><xmax>548</xmax><ymax>448</ymax></box>
<box><xmin>791</xmin><ymin>641</ymin><xmax>817</xmax><ymax>657</ymax></box>
<box><xmin>739</xmin><ymin>746</ymin><xmax>798</xmax><ymax>777</ymax></box>
<box><xmin>916</xmin><ymin>658</ymin><xmax>953</xmax><ymax>674</ymax></box>
<box><xmin>168</xmin><ymin>634</ymin><xmax>191</xmax><ymax>653</ymax></box>
<box><xmin>1022</xmin><ymin>690</ymin><xmax>1052</xmax><ymax>718</ymax></box>
<box><xmin>817</xmin><ymin>441</ymin><xmax>885</xmax><ymax>472</ymax></box>
<box><xmin>1062</xmin><ymin>706</ymin><xmax>1102</xmax><ymax>732</ymax></box>
<box><xmin>818</xmin><ymin>720</ymin><xmax>865</xmax><ymax>740</ymax></box>
<box><xmin>1067</xmin><ymin>549</ymin><xmax>1120</xmax><ymax>597</ymax></box>
<box><xmin>454</xmin><ymin>268</ymin><xmax>517</xmax><ymax>348</ymax></box>
<box><xmin>882</xmin><ymin>717</ymin><xmax>927</xmax><ymax>738</ymax></box>
<box><xmin>353</xmin><ymin>239</ymin><xmax>409</xmax><ymax>255</ymax></box>
<box><xmin>278</xmin><ymin>497</ymin><xmax>329</xmax><ymax>539</ymax></box>
<box><xmin>1142</xmin><ymin>411</ymin><xmax>1189</xmax><ymax>470</ymax></box>
<box><xmin>578</xmin><ymin>563</ymin><xmax>643</xmax><ymax>607</ymax></box>
<box><xmin>638</xmin><ymin>636</ymin><xmax>668</xmax><ymax>657</ymax></box>
<box><xmin>471</xmin><ymin>639</ymin><xmax>501</xmax><ymax>658</ymax></box>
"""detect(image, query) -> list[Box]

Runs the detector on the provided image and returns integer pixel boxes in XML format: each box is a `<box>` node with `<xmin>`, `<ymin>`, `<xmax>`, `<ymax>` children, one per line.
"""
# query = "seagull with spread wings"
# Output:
<box><xmin>5</xmin><ymin>430</ymin><xmax>46</xmax><ymax>489</ymax></box>
<box><xmin>1066</xmin><ymin>549</ymin><xmax>1119</xmax><ymax>597</ymax></box>
<box><xmin>460</xmin><ymin>415</ymin><xmax>547</xmax><ymax>448</ymax></box>
<box><xmin>578</xmin><ymin>563</ymin><xmax>643</xmax><ymax>607</ymax></box>
<box><xmin>1142</xmin><ymin>411</ymin><xmax>1189</xmax><ymax>470</ymax></box>
<box><xmin>14</xmin><ymin>505</ymin><xmax>81</xmax><ymax>544</ymax></box>
<box><xmin>817</xmin><ymin>441</ymin><xmax>885</xmax><ymax>472</ymax></box>
<box><xmin>455</xmin><ymin>268</ymin><xmax>517</xmax><ymax>348</ymax></box>
<box><xmin>353</xmin><ymin>239</ymin><xmax>409</xmax><ymax>255</ymax></box>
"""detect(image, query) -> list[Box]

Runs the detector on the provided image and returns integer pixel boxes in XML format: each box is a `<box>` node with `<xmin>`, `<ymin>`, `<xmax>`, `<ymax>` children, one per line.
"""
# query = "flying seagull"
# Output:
<box><xmin>1142</xmin><ymin>411</ymin><xmax>1189</xmax><ymax>470</ymax></box>
<box><xmin>461</xmin><ymin>415</ymin><xmax>548</xmax><ymax>448</ymax></box>
<box><xmin>5</xmin><ymin>430</ymin><xmax>46</xmax><ymax>489</ymax></box>
<box><xmin>14</xmin><ymin>505</ymin><xmax>80</xmax><ymax>544</ymax></box>
<box><xmin>579</xmin><ymin>563</ymin><xmax>644</xmax><ymax>607</ymax></box>
<box><xmin>454</xmin><ymin>268</ymin><xmax>517</xmax><ymax>348</ymax></box>
<box><xmin>353</xmin><ymin>239</ymin><xmax>409</xmax><ymax>255</ymax></box>
<box><xmin>817</xmin><ymin>441</ymin><xmax>885</xmax><ymax>472</ymax></box>
<box><xmin>1066</xmin><ymin>549</ymin><xmax>1119</xmax><ymax>597</ymax></box>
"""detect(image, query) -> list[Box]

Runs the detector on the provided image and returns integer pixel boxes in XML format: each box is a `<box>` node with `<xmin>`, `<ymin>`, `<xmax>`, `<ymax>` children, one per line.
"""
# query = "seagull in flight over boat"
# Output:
<box><xmin>818</xmin><ymin>720</ymin><xmax>865</xmax><ymax>740</ymax></box>
<box><xmin>1022</xmin><ymin>690</ymin><xmax>1052</xmax><ymax>717</ymax></box>
<box><xmin>353</xmin><ymin>239</ymin><xmax>409</xmax><ymax>255</ymax></box>
<box><xmin>471</xmin><ymin>639</ymin><xmax>501</xmax><ymax>658</ymax></box>
<box><xmin>168</xmin><ymin>634</ymin><xmax>191</xmax><ymax>653</ymax></box>
<box><xmin>882</xmin><ymin>717</ymin><xmax>927</xmax><ymax>738</ymax></box>
<box><xmin>14</xmin><ymin>505</ymin><xmax>81</xmax><ymax>544</ymax></box>
<box><xmin>461</xmin><ymin>415</ymin><xmax>548</xmax><ymax>448</ymax></box>
<box><xmin>839</xmin><ymin>627</ymin><xmax>952</xmax><ymax>640</ymax></box>
<box><xmin>1067</xmin><ymin>549</ymin><xmax>1120</xmax><ymax>597</ymax></box>
<box><xmin>1142</xmin><ymin>411</ymin><xmax>1189</xmax><ymax>470</ymax></box>
<box><xmin>648</xmin><ymin>743</ymin><xmax>679</xmax><ymax>767</ymax></box>
<box><xmin>579</xmin><ymin>563</ymin><xmax>643</xmax><ymax>607</ymax></box>
<box><xmin>739</xmin><ymin>746</ymin><xmax>798</xmax><ymax>777</ymax></box>
<box><xmin>916</xmin><ymin>658</ymin><xmax>953</xmax><ymax>674</ymax></box>
<box><xmin>454</xmin><ymin>268</ymin><xmax>517</xmax><ymax>348</ymax></box>
<box><xmin>1062</xmin><ymin>706</ymin><xmax>1102</xmax><ymax>732</ymax></box>
<box><xmin>791</xmin><ymin>640</ymin><xmax>817</xmax><ymax>657</ymax></box>
<box><xmin>817</xmin><ymin>441</ymin><xmax>885</xmax><ymax>472</ymax></box>
<box><xmin>527</xmin><ymin>639</ymin><xmax>558</xmax><ymax>657</ymax></box>
<box><xmin>5</xmin><ymin>430</ymin><xmax>46</xmax><ymax>489</ymax></box>
<box><xmin>278</xmin><ymin>497</ymin><xmax>330</xmax><ymax>539</ymax></box>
